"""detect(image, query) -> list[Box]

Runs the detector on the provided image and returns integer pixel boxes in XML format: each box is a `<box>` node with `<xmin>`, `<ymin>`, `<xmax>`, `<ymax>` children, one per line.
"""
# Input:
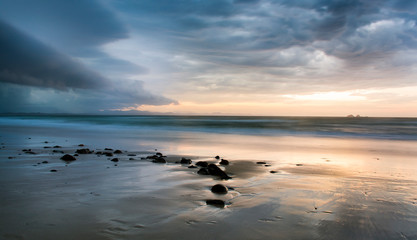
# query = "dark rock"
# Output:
<box><xmin>211</xmin><ymin>184</ymin><xmax>228</xmax><ymax>194</ymax></box>
<box><xmin>74</xmin><ymin>154</ymin><xmax>79</xmax><ymax>156</ymax></box>
<box><xmin>296</xmin><ymin>164</ymin><xmax>303</xmax><ymax>166</ymax></box>
<box><xmin>264</xmin><ymin>164</ymin><xmax>271</xmax><ymax>167</ymax></box>
<box><xmin>44</xmin><ymin>141</ymin><xmax>49</xmax><ymax>143</ymax></box>
<box><xmin>206</xmin><ymin>199</ymin><xmax>225</xmax><ymax>208</ymax></box>
<box><xmin>180</xmin><ymin>157</ymin><xmax>192</xmax><ymax>164</ymax></box>
<box><xmin>152</xmin><ymin>157</ymin><xmax>166</xmax><ymax>163</ymax></box>
<box><xmin>196</xmin><ymin>161</ymin><xmax>208</xmax><ymax>168</ymax></box>
<box><xmin>114</xmin><ymin>150</ymin><xmax>122</xmax><ymax>154</ymax></box>
<box><xmin>60</xmin><ymin>154</ymin><xmax>76</xmax><ymax>161</ymax></box>
<box><xmin>146</xmin><ymin>155</ymin><xmax>158</xmax><ymax>159</ymax></box>
<box><xmin>105</xmin><ymin>152</ymin><xmax>113</xmax><ymax>157</ymax></box>
<box><xmin>53</xmin><ymin>150</ymin><xmax>64</xmax><ymax>153</ymax></box>
<box><xmin>25</xmin><ymin>151</ymin><xmax>36</xmax><ymax>154</ymax></box>
<box><xmin>78</xmin><ymin>144</ymin><xmax>84</xmax><ymax>147</ymax></box>
<box><xmin>129</xmin><ymin>158</ymin><xmax>135</xmax><ymax>160</ymax></box>
<box><xmin>50</xmin><ymin>169</ymin><xmax>57</xmax><ymax>172</ymax></box>
<box><xmin>22</xmin><ymin>149</ymin><xmax>31</xmax><ymax>152</ymax></box>
<box><xmin>127</xmin><ymin>154</ymin><xmax>136</xmax><ymax>156</ymax></box>
<box><xmin>42</xmin><ymin>161</ymin><xmax>49</xmax><ymax>164</ymax></box>
<box><xmin>215</xmin><ymin>155</ymin><xmax>220</xmax><ymax>159</ymax></box>
<box><xmin>111</xmin><ymin>158</ymin><xmax>119</xmax><ymax>162</ymax></box>
<box><xmin>44</xmin><ymin>146</ymin><xmax>51</xmax><ymax>148</ymax></box>
<box><xmin>197</xmin><ymin>168</ymin><xmax>209</xmax><ymax>175</ymax></box>
<box><xmin>155</xmin><ymin>152</ymin><xmax>163</xmax><ymax>157</ymax></box>
<box><xmin>105</xmin><ymin>148</ymin><xmax>113</xmax><ymax>151</ymax></box>
<box><xmin>270</xmin><ymin>171</ymin><xmax>278</xmax><ymax>173</ymax></box>
<box><xmin>8</xmin><ymin>157</ymin><xmax>15</xmax><ymax>159</ymax></box>
<box><xmin>219</xmin><ymin>159</ymin><xmax>229</xmax><ymax>165</ymax></box>
<box><xmin>207</xmin><ymin>164</ymin><xmax>231</xmax><ymax>180</ymax></box>
<box><xmin>96</xmin><ymin>151</ymin><xmax>102</xmax><ymax>155</ymax></box>
<box><xmin>256</xmin><ymin>161</ymin><xmax>266</xmax><ymax>164</ymax></box>
<box><xmin>76</xmin><ymin>148</ymin><xmax>93</xmax><ymax>154</ymax></box>
<box><xmin>188</xmin><ymin>165</ymin><xmax>197</xmax><ymax>169</ymax></box>
<box><xmin>53</xmin><ymin>145</ymin><xmax>62</xmax><ymax>148</ymax></box>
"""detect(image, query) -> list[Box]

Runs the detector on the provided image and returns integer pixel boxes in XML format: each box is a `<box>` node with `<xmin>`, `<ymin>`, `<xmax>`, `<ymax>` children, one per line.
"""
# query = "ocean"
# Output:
<box><xmin>1</xmin><ymin>115</ymin><xmax>417</xmax><ymax>140</ymax></box>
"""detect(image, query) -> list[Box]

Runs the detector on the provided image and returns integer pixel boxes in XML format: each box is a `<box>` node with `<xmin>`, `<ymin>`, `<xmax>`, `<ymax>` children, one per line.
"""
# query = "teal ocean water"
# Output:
<box><xmin>1</xmin><ymin>115</ymin><xmax>417</xmax><ymax>140</ymax></box>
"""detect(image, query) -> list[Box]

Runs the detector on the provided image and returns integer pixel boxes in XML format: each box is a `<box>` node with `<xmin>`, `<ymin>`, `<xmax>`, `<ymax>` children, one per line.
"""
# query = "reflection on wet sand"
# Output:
<box><xmin>0</xmin><ymin>125</ymin><xmax>416</xmax><ymax>240</ymax></box>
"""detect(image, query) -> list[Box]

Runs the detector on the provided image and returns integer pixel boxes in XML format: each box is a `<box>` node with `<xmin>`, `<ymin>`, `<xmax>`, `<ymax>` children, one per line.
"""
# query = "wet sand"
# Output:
<box><xmin>1</xmin><ymin>125</ymin><xmax>417</xmax><ymax>240</ymax></box>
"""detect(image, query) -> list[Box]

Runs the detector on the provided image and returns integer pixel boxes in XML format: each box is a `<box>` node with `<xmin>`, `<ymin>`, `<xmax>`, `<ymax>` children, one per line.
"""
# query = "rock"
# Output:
<box><xmin>22</xmin><ymin>149</ymin><xmax>31</xmax><ymax>152</ymax></box>
<box><xmin>53</xmin><ymin>150</ymin><xmax>64</xmax><ymax>153</ymax></box>
<box><xmin>219</xmin><ymin>159</ymin><xmax>229</xmax><ymax>165</ymax></box>
<box><xmin>53</xmin><ymin>145</ymin><xmax>62</xmax><ymax>148</ymax></box>
<box><xmin>50</xmin><ymin>169</ymin><xmax>57</xmax><ymax>172</ymax></box>
<box><xmin>42</xmin><ymin>161</ymin><xmax>49</xmax><ymax>164</ymax></box>
<box><xmin>270</xmin><ymin>171</ymin><xmax>278</xmax><ymax>173</ymax></box>
<box><xmin>25</xmin><ymin>151</ymin><xmax>36</xmax><ymax>154</ymax></box>
<box><xmin>44</xmin><ymin>141</ymin><xmax>49</xmax><ymax>143</ymax></box>
<box><xmin>207</xmin><ymin>164</ymin><xmax>231</xmax><ymax>180</ymax></box>
<box><xmin>197</xmin><ymin>168</ymin><xmax>210</xmax><ymax>175</ymax></box>
<box><xmin>196</xmin><ymin>161</ymin><xmax>208</xmax><ymax>168</ymax></box>
<box><xmin>264</xmin><ymin>164</ymin><xmax>271</xmax><ymax>167</ymax></box>
<box><xmin>156</xmin><ymin>152</ymin><xmax>163</xmax><ymax>157</ymax></box>
<box><xmin>78</xmin><ymin>144</ymin><xmax>84</xmax><ymax>147</ymax></box>
<box><xmin>296</xmin><ymin>164</ymin><xmax>303</xmax><ymax>166</ymax></box>
<box><xmin>105</xmin><ymin>148</ymin><xmax>113</xmax><ymax>151</ymax></box>
<box><xmin>111</xmin><ymin>158</ymin><xmax>119</xmax><ymax>162</ymax></box>
<box><xmin>105</xmin><ymin>152</ymin><xmax>113</xmax><ymax>157</ymax></box>
<box><xmin>215</xmin><ymin>155</ymin><xmax>220</xmax><ymax>159</ymax></box>
<box><xmin>211</xmin><ymin>184</ymin><xmax>228</xmax><ymax>194</ymax></box>
<box><xmin>96</xmin><ymin>151</ymin><xmax>102</xmax><ymax>155</ymax></box>
<box><xmin>256</xmin><ymin>161</ymin><xmax>266</xmax><ymax>164</ymax></box>
<box><xmin>152</xmin><ymin>157</ymin><xmax>166</xmax><ymax>163</ymax></box>
<box><xmin>127</xmin><ymin>154</ymin><xmax>136</xmax><ymax>156</ymax></box>
<box><xmin>8</xmin><ymin>157</ymin><xmax>15</xmax><ymax>159</ymax></box>
<box><xmin>76</xmin><ymin>148</ymin><xmax>93</xmax><ymax>154</ymax></box>
<box><xmin>206</xmin><ymin>199</ymin><xmax>225</xmax><ymax>208</ymax></box>
<box><xmin>114</xmin><ymin>150</ymin><xmax>122</xmax><ymax>154</ymax></box>
<box><xmin>180</xmin><ymin>157</ymin><xmax>192</xmax><ymax>164</ymax></box>
<box><xmin>60</xmin><ymin>154</ymin><xmax>76</xmax><ymax>161</ymax></box>
<box><xmin>74</xmin><ymin>154</ymin><xmax>79</xmax><ymax>156</ymax></box>
<box><xmin>129</xmin><ymin>158</ymin><xmax>135</xmax><ymax>160</ymax></box>
<box><xmin>188</xmin><ymin>165</ymin><xmax>197</xmax><ymax>169</ymax></box>
<box><xmin>44</xmin><ymin>146</ymin><xmax>51</xmax><ymax>148</ymax></box>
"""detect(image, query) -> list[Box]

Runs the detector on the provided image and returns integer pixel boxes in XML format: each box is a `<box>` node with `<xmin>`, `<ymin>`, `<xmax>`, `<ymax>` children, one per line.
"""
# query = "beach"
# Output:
<box><xmin>1</xmin><ymin>115</ymin><xmax>416</xmax><ymax>240</ymax></box>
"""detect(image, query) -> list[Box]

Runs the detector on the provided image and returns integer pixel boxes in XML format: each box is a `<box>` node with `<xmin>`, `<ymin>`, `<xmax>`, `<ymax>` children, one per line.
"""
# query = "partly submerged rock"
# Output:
<box><xmin>60</xmin><ymin>154</ymin><xmax>76</xmax><ymax>161</ymax></box>
<box><xmin>196</xmin><ymin>161</ymin><xmax>208</xmax><ymax>168</ymax></box>
<box><xmin>256</xmin><ymin>161</ymin><xmax>266</xmax><ymax>164</ymax></box>
<box><xmin>206</xmin><ymin>199</ymin><xmax>225</xmax><ymax>208</ymax></box>
<box><xmin>219</xmin><ymin>159</ymin><xmax>229</xmax><ymax>165</ymax></box>
<box><xmin>180</xmin><ymin>157</ymin><xmax>192</xmax><ymax>164</ymax></box>
<box><xmin>152</xmin><ymin>157</ymin><xmax>167</xmax><ymax>163</ymax></box>
<box><xmin>197</xmin><ymin>167</ymin><xmax>210</xmax><ymax>175</ymax></box>
<box><xmin>76</xmin><ymin>148</ymin><xmax>93</xmax><ymax>154</ymax></box>
<box><xmin>114</xmin><ymin>150</ymin><xmax>122</xmax><ymax>154</ymax></box>
<box><xmin>111</xmin><ymin>158</ymin><xmax>119</xmax><ymax>162</ymax></box>
<box><xmin>215</xmin><ymin>155</ymin><xmax>220</xmax><ymax>159</ymax></box>
<box><xmin>211</xmin><ymin>184</ymin><xmax>228</xmax><ymax>194</ymax></box>
<box><xmin>208</xmin><ymin>164</ymin><xmax>231</xmax><ymax>180</ymax></box>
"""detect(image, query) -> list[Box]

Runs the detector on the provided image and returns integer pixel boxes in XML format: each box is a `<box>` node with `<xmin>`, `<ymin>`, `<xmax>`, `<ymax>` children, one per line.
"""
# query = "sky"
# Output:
<box><xmin>1</xmin><ymin>0</ymin><xmax>417</xmax><ymax>116</ymax></box>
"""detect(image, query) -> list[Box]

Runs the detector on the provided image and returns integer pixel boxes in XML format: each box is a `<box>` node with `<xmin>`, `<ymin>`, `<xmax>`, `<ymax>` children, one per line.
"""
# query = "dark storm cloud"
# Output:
<box><xmin>0</xmin><ymin>0</ymin><xmax>176</xmax><ymax>113</ymax></box>
<box><xmin>0</xmin><ymin>0</ymin><xmax>128</xmax><ymax>55</ymax></box>
<box><xmin>0</xmin><ymin>20</ymin><xmax>107</xmax><ymax>90</ymax></box>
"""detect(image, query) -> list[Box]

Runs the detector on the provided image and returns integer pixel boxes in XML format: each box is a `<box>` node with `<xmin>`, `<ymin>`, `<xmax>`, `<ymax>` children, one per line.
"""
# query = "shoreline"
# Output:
<box><xmin>1</xmin><ymin>122</ymin><xmax>417</xmax><ymax>239</ymax></box>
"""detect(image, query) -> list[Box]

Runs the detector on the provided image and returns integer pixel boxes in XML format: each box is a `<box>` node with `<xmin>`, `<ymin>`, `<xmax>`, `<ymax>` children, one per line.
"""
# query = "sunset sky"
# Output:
<box><xmin>1</xmin><ymin>0</ymin><xmax>417</xmax><ymax>116</ymax></box>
